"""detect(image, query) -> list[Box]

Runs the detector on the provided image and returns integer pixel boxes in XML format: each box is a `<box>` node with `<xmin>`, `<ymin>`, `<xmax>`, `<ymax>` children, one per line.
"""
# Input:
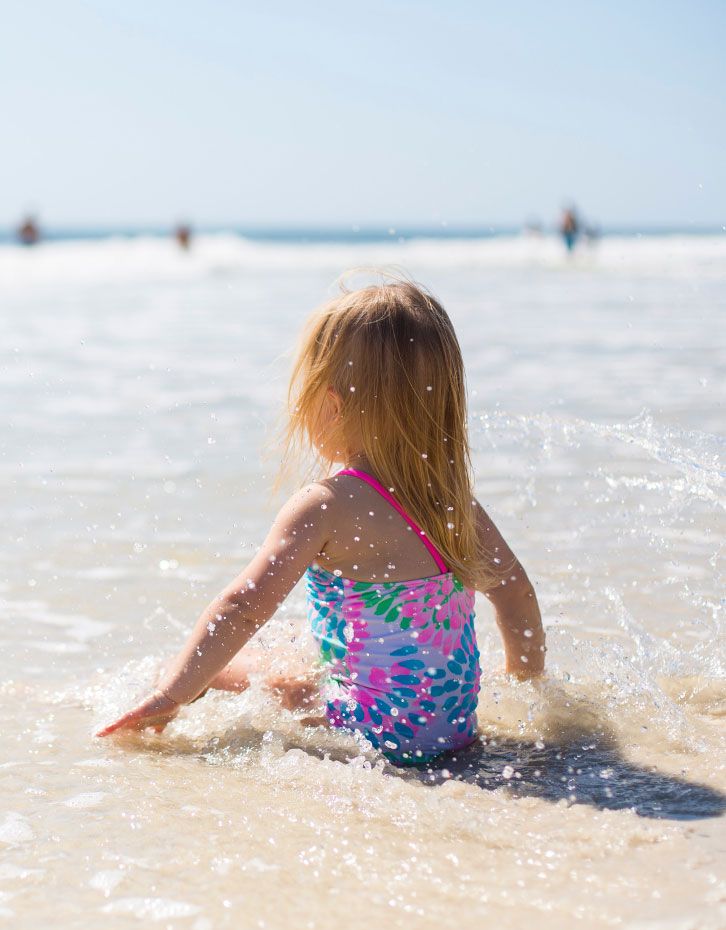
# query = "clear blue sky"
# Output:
<box><xmin>2</xmin><ymin>0</ymin><xmax>724</xmax><ymax>227</ymax></box>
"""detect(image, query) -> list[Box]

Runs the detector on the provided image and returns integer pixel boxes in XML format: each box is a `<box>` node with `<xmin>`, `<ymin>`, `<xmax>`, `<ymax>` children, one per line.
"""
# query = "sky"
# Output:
<box><xmin>2</xmin><ymin>0</ymin><xmax>724</xmax><ymax>228</ymax></box>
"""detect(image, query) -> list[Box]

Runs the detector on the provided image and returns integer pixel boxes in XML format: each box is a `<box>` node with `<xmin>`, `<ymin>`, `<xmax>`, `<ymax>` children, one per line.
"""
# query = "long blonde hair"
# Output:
<box><xmin>281</xmin><ymin>274</ymin><xmax>497</xmax><ymax>590</ymax></box>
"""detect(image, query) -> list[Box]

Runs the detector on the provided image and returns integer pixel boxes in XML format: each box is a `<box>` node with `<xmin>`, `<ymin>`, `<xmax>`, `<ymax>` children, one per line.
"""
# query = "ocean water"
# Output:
<box><xmin>0</xmin><ymin>231</ymin><xmax>724</xmax><ymax>929</ymax></box>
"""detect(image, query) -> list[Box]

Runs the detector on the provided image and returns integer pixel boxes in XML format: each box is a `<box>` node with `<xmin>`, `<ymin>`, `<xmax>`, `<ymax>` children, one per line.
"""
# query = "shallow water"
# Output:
<box><xmin>1</xmin><ymin>233</ymin><xmax>724</xmax><ymax>928</ymax></box>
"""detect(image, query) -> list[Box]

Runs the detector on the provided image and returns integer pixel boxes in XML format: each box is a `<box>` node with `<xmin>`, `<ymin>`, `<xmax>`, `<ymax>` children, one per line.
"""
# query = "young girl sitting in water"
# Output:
<box><xmin>97</xmin><ymin>278</ymin><xmax>545</xmax><ymax>764</ymax></box>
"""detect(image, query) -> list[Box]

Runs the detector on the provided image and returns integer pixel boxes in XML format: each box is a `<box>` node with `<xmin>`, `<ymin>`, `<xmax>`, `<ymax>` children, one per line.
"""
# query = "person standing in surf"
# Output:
<box><xmin>559</xmin><ymin>205</ymin><xmax>581</xmax><ymax>252</ymax></box>
<box><xmin>97</xmin><ymin>276</ymin><xmax>545</xmax><ymax>765</ymax></box>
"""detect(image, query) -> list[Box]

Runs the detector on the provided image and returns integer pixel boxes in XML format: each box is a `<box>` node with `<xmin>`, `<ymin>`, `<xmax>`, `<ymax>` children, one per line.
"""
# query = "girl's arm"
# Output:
<box><xmin>474</xmin><ymin>501</ymin><xmax>546</xmax><ymax>679</ymax></box>
<box><xmin>96</xmin><ymin>483</ymin><xmax>332</xmax><ymax>736</ymax></box>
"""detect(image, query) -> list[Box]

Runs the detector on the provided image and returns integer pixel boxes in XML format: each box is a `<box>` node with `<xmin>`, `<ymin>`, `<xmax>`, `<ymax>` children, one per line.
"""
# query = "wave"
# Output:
<box><xmin>1</xmin><ymin>231</ymin><xmax>725</xmax><ymax>290</ymax></box>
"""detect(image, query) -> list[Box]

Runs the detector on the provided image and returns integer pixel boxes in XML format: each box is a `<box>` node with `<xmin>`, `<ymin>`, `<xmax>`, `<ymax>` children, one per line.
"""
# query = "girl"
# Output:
<box><xmin>97</xmin><ymin>278</ymin><xmax>545</xmax><ymax>765</ymax></box>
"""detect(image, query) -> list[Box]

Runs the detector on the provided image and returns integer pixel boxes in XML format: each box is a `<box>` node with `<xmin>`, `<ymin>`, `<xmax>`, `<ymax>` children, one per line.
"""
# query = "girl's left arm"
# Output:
<box><xmin>473</xmin><ymin>499</ymin><xmax>546</xmax><ymax>680</ymax></box>
<box><xmin>96</xmin><ymin>483</ymin><xmax>332</xmax><ymax>736</ymax></box>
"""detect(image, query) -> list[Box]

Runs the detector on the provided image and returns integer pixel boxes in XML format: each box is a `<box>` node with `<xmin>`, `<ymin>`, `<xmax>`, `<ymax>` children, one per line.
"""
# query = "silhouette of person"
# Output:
<box><xmin>17</xmin><ymin>215</ymin><xmax>40</xmax><ymax>246</ymax></box>
<box><xmin>559</xmin><ymin>206</ymin><xmax>580</xmax><ymax>252</ymax></box>
<box><xmin>174</xmin><ymin>223</ymin><xmax>192</xmax><ymax>250</ymax></box>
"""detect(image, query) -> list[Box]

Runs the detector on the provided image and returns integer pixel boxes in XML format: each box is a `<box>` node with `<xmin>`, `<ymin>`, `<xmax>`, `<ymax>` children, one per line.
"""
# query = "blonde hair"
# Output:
<box><xmin>282</xmin><ymin>273</ymin><xmax>497</xmax><ymax>590</ymax></box>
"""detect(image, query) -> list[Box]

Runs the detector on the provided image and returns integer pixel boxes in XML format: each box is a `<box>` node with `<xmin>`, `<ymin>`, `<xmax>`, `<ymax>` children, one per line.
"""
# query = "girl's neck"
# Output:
<box><xmin>340</xmin><ymin>451</ymin><xmax>373</xmax><ymax>474</ymax></box>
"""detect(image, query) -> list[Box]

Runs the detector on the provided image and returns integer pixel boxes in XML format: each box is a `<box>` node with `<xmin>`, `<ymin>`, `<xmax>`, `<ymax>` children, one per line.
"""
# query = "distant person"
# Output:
<box><xmin>523</xmin><ymin>218</ymin><xmax>544</xmax><ymax>237</ymax></box>
<box><xmin>17</xmin><ymin>215</ymin><xmax>40</xmax><ymax>246</ymax></box>
<box><xmin>174</xmin><ymin>223</ymin><xmax>192</xmax><ymax>250</ymax></box>
<box><xmin>559</xmin><ymin>206</ymin><xmax>580</xmax><ymax>252</ymax></box>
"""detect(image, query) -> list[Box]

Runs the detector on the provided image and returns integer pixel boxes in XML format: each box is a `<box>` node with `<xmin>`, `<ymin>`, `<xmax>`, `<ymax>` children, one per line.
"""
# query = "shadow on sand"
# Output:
<box><xmin>392</xmin><ymin>729</ymin><xmax>726</xmax><ymax>821</ymax></box>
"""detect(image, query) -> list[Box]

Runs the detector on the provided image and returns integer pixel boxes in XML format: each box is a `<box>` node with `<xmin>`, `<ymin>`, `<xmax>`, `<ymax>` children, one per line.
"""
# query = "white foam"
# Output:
<box><xmin>0</xmin><ymin>813</ymin><xmax>34</xmax><ymax>845</ymax></box>
<box><xmin>100</xmin><ymin>897</ymin><xmax>200</xmax><ymax>919</ymax></box>
<box><xmin>88</xmin><ymin>869</ymin><xmax>124</xmax><ymax>896</ymax></box>
<box><xmin>0</xmin><ymin>232</ymin><xmax>724</xmax><ymax>291</ymax></box>
<box><xmin>63</xmin><ymin>791</ymin><xmax>107</xmax><ymax>809</ymax></box>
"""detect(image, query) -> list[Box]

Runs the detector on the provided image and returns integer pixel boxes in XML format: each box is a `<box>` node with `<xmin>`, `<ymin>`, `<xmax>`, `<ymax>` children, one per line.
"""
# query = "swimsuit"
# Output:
<box><xmin>306</xmin><ymin>468</ymin><xmax>481</xmax><ymax>765</ymax></box>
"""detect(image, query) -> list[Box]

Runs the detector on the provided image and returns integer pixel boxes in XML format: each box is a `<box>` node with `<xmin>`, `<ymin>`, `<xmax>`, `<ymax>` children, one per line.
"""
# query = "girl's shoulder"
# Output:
<box><xmin>274</xmin><ymin>477</ymin><xmax>356</xmax><ymax>531</ymax></box>
<box><xmin>295</xmin><ymin>473</ymin><xmax>384</xmax><ymax>544</ymax></box>
<box><xmin>306</xmin><ymin>473</ymin><xmax>366</xmax><ymax>518</ymax></box>
<box><xmin>313</xmin><ymin>471</ymin><xmax>390</xmax><ymax>509</ymax></box>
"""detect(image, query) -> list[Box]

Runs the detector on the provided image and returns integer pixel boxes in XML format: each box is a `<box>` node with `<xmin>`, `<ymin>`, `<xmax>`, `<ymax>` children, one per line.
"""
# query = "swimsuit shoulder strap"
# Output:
<box><xmin>336</xmin><ymin>468</ymin><xmax>448</xmax><ymax>574</ymax></box>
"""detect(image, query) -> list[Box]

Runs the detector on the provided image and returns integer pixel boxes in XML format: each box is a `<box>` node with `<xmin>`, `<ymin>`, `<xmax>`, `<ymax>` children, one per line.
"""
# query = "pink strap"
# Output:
<box><xmin>336</xmin><ymin>468</ymin><xmax>448</xmax><ymax>574</ymax></box>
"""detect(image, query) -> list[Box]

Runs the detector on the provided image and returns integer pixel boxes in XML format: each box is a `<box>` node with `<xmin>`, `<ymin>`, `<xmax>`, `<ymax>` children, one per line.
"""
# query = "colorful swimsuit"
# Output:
<box><xmin>306</xmin><ymin>468</ymin><xmax>481</xmax><ymax>766</ymax></box>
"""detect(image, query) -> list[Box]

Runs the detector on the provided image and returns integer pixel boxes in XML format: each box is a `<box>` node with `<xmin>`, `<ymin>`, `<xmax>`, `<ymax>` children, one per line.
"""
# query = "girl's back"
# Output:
<box><xmin>315</xmin><ymin>470</ymin><xmax>449</xmax><ymax>582</ymax></box>
<box><xmin>307</xmin><ymin>468</ymin><xmax>480</xmax><ymax>765</ymax></box>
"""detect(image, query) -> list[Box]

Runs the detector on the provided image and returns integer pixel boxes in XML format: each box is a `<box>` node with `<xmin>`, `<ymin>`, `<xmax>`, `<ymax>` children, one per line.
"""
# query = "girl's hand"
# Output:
<box><xmin>95</xmin><ymin>690</ymin><xmax>181</xmax><ymax>737</ymax></box>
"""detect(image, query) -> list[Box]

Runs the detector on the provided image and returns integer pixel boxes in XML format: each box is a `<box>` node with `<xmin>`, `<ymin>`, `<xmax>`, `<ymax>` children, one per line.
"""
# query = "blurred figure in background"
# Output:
<box><xmin>174</xmin><ymin>223</ymin><xmax>192</xmax><ymax>250</ymax></box>
<box><xmin>17</xmin><ymin>215</ymin><xmax>40</xmax><ymax>246</ymax></box>
<box><xmin>559</xmin><ymin>205</ymin><xmax>580</xmax><ymax>252</ymax></box>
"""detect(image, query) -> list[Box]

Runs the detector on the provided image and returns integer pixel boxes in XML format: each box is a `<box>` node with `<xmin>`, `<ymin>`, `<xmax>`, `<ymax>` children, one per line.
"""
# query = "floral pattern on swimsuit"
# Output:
<box><xmin>306</xmin><ymin>564</ymin><xmax>481</xmax><ymax>765</ymax></box>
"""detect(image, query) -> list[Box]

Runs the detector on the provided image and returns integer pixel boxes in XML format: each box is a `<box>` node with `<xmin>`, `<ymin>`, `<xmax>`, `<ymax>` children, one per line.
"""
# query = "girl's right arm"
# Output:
<box><xmin>474</xmin><ymin>501</ymin><xmax>546</xmax><ymax>679</ymax></box>
<box><xmin>96</xmin><ymin>483</ymin><xmax>332</xmax><ymax>736</ymax></box>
